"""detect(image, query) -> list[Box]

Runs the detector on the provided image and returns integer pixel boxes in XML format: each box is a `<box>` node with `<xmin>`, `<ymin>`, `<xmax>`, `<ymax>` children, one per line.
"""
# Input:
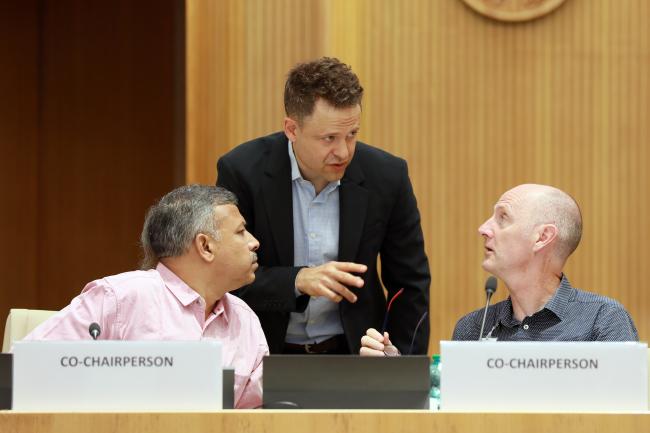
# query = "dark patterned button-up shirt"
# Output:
<box><xmin>452</xmin><ymin>275</ymin><xmax>638</xmax><ymax>341</ymax></box>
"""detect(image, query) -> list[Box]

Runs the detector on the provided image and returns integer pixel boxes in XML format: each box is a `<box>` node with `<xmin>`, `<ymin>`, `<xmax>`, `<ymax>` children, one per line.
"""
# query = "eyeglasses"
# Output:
<box><xmin>381</xmin><ymin>288</ymin><xmax>428</xmax><ymax>356</ymax></box>
<box><xmin>381</xmin><ymin>288</ymin><xmax>403</xmax><ymax>356</ymax></box>
<box><xmin>381</xmin><ymin>288</ymin><xmax>404</xmax><ymax>334</ymax></box>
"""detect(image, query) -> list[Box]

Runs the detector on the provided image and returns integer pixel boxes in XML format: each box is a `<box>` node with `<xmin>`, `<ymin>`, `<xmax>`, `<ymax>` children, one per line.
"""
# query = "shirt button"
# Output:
<box><xmin>523</xmin><ymin>324</ymin><xmax>529</xmax><ymax>330</ymax></box>
<box><xmin>309</xmin><ymin>233</ymin><xmax>317</xmax><ymax>239</ymax></box>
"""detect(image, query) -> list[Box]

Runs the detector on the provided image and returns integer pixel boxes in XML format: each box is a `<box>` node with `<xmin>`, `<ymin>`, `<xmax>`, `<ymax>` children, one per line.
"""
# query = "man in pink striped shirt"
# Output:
<box><xmin>24</xmin><ymin>185</ymin><xmax>268</xmax><ymax>409</ymax></box>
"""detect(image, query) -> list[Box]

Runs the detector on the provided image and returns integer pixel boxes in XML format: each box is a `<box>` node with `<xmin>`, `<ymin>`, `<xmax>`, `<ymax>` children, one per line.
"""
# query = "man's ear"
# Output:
<box><xmin>533</xmin><ymin>224</ymin><xmax>558</xmax><ymax>253</ymax></box>
<box><xmin>284</xmin><ymin>117</ymin><xmax>299</xmax><ymax>142</ymax></box>
<box><xmin>194</xmin><ymin>233</ymin><xmax>215</xmax><ymax>263</ymax></box>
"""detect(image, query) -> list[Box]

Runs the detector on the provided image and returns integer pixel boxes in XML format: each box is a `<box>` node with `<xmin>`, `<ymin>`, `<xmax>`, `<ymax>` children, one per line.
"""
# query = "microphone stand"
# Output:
<box><xmin>478</xmin><ymin>276</ymin><xmax>498</xmax><ymax>341</ymax></box>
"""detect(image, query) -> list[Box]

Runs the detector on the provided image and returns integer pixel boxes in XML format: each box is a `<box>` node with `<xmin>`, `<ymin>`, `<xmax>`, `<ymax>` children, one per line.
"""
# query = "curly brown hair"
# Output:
<box><xmin>284</xmin><ymin>57</ymin><xmax>364</xmax><ymax>122</ymax></box>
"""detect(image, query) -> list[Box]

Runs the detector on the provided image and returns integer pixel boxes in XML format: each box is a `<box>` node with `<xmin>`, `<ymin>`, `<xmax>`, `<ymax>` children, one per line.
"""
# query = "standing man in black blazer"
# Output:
<box><xmin>217</xmin><ymin>57</ymin><xmax>430</xmax><ymax>355</ymax></box>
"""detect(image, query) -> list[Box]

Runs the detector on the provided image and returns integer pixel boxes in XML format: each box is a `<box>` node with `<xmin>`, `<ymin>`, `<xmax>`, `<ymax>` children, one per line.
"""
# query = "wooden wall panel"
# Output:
<box><xmin>0</xmin><ymin>0</ymin><xmax>183</xmax><ymax>340</ymax></box>
<box><xmin>186</xmin><ymin>0</ymin><xmax>650</xmax><ymax>352</ymax></box>
<box><xmin>36</xmin><ymin>0</ymin><xmax>181</xmax><ymax>308</ymax></box>
<box><xmin>0</xmin><ymin>0</ymin><xmax>40</xmax><ymax>331</ymax></box>
<box><xmin>186</xmin><ymin>0</ymin><xmax>327</xmax><ymax>185</ymax></box>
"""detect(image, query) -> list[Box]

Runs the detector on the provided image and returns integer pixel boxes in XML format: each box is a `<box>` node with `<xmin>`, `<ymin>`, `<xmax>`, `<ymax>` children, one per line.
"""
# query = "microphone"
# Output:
<box><xmin>89</xmin><ymin>322</ymin><xmax>101</xmax><ymax>340</ymax></box>
<box><xmin>383</xmin><ymin>310</ymin><xmax>429</xmax><ymax>357</ymax></box>
<box><xmin>478</xmin><ymin>276</ymin><xmax>498</xmax><ymax>341</ymax></box>
<box><xmin>407</xmin><ymin>311</ymin><xmax>428</xmax><ymax>355</ymax></box>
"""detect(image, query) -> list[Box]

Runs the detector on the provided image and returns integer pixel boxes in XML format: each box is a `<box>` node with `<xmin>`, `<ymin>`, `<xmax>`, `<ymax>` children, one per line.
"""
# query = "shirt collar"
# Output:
<box><xmin>495</xmin><ymin>298</ymin><xmax>516</xmax><ymax>328</ymax></box>
<box><xmin>288</xmin><ymin>140</ymin><xmax>302</xmax><ymax>182</ymax></box>
<box><xmin>497</xmin><ymin>274</ymin><xmax>574</xmax><ymax>327</ymax></box>
<box><xmin>287</xmin><ymin>140</ymin><xmax>341</xmax><ymax>189</ymax></box>
<box><xmin>155</xmin><ymin>262</ymin><xmax>229</xmax><ymax>320</ymax></box>
<box><xmin>541</xmin><ymin>274</ymin><xmax>574</xmax><ymax>320</ymax></box>
<box><xmin>214</xmin><ymin>295</ymin><xmax>229</xmax><ymax>322</ymax></box>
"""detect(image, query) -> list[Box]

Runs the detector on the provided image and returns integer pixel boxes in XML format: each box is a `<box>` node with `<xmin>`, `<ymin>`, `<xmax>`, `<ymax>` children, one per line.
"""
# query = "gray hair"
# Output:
<box><xmin>528</xmin><ymin>187</ymin><xmax>582</xmax><ymax>261</ymax></box>
<box><xmin>140</xmin><ymin>185</ymin><xmax>238</xmax><ymax>269</ymax></box>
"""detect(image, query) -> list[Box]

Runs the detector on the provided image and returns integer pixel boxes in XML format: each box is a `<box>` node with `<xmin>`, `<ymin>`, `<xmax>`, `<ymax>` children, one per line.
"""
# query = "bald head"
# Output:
<box><xmin>506</xmin><ymin>184</ymin><xmax>582</xmax><ymax>261</ymax></box>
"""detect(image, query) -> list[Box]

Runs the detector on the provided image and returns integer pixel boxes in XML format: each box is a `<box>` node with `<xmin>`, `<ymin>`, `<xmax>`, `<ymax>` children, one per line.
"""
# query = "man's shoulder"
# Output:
<box><xmin>571</xmin><ymin>287</ymin><xmax>627</xmax><ymax>310</ymax></box>
<box><xmin>453</xmin><ymin>299</ymin><xmax>509</xmax><ymax>340</ymax></box>
<box><xmin>224</xmin><ymin>292</ymin><xmax>255</xmax><ymax>312</ymax></box>
<box><xmin>354</xmin><ymin>142</ymin><xmax>405</xmax><ymax>168</ymax></box>
<box><xmin>348</xmin><ymin>142</ymin><xmax>409</xmax><ymax>190</ymax></box>
<box><xmin>455</xmin><ymin>299</ymin><xmax>508</xmax><ymax>325</ymax></box>
<box><xmin>224</xmin><ymin>293</ymin><xmax>261</xmax><ymax>320</ymax></box>
<box><xmin>223</xmin><ymin>294</ymin><xmax>265</xmax><ymax>332</ymax></box>
<box><xmin>568</xmin><ymin>286</ymin><xmax>638</xmax><ymax>341</ymax></box>
<box><xmin>452</xmin><ymin>306</ymin><xmax>483</xmax><ymax>340</ymax></box>
<box><xmin>220</xmin><ymin>131</ymin><xmax>286</xmax><ymax>161</ymax></box>
<box><xmin>455</xmin><ymin>306</ymin><xmax>483</xmax><ymax>325</ymax></box>
<box><xmin>96</xmin><ymin>269</ymin><xmax>164</xmax><ymax>296</ymax></box>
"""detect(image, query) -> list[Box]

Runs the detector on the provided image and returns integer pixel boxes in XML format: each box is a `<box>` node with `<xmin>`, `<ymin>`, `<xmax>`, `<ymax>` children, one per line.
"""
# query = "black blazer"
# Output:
<box><xmin>217</xmin><ymin>132</ymin><xmax>430</xmax><ymax>354</ymax></box>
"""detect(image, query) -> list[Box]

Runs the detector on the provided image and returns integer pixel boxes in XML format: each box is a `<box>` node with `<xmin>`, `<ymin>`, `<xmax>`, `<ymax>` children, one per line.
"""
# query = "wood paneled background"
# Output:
<box><xmin>2</xmin><ymin>0</ymin><xmax>648</xmax><ymax>352</ymax></box>
<box><xmin>0</xmin><ymin>0</ymin><xmax>183</xmax><ymax>338</ymax></box>
<box><xmin>186</xmin><ymin>0</ymin><xmax>650</xmax><ymax>352</ymax></box>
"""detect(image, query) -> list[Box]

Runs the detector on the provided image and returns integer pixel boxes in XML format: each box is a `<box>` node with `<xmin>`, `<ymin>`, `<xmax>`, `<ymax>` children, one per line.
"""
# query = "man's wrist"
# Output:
<box><xmin>294</xmin><ymin>267</ymin><xmax>306</xmax><ymax>297</ymax></box>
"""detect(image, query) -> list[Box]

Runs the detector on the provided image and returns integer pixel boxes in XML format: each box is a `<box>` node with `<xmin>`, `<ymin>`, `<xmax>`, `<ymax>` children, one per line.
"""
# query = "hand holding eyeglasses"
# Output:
<box><xmin>359</xmin><ymin>286</ymin><xmax>428</xmax><ymax>356</ymax></box>
<box><xmin>359</xmin><ymin>328</ymin><xmax>400</xmax><ymax>357</ymax></box>
<box><xmin>359</xmin><ymin>288</ymin><xmax>404</xmax><ymax>356</ymax></box>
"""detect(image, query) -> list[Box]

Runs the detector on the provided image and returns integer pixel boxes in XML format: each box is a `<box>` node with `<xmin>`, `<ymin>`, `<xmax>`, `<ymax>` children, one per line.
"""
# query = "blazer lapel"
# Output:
<box><xmin>338</xmin><ymin>159</ymin><xmax>367</xmax><ymax>262</ymax></box>
<box><xmin>262</xmin><ymin>137</ymin><xmax>294</xmax><ymax>265</ymax></box>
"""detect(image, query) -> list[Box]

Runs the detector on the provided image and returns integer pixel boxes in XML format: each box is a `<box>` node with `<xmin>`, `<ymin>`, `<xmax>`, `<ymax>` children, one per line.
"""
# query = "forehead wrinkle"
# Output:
<box><xmin>337</xmin><ymin>117</ymin><xmax>360</xmax><ymax>129</ymax></box>
<box><xmin>495</xmin><ymin>195</ymin><xmax>522</xmax><ymax>214</ymax></box>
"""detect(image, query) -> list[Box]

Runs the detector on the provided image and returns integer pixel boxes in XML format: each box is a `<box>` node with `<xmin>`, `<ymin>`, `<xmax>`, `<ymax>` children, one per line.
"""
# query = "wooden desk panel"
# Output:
<box><xmin>1</xmin><ymin>411</ymin><xmax>649</xmax><ymax>433</ymax></box>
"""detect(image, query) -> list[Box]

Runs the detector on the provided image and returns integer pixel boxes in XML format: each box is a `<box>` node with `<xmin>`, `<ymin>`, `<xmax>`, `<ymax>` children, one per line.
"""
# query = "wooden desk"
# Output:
<box><xmin>1</xmin><ymin>411</ymin><xmax>649</xmax><ymax>433</ymax></box>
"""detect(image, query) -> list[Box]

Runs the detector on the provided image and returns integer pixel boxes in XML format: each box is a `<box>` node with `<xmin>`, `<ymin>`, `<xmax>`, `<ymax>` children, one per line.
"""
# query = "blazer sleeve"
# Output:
<box><xmin>379</xmin><ymin>160</ymin><xmax>431</xmax><ymax>354</ymax></box>
<box><xmin>216</xmin><ymin>156</ymin><xmax>309</xmax><ymax>313</ymax></box>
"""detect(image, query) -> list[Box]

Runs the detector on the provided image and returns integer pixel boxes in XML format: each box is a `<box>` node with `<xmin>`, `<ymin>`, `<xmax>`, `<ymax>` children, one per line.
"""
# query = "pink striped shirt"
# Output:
<box><xmin>24</xmin><ymin>263</ymin><xmax>268</xmax><ymax>409</ymax></box>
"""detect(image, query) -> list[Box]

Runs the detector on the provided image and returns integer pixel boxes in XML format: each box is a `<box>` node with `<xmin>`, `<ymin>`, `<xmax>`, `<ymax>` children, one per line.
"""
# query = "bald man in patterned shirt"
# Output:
<box><xmin>361</xmin><ymin>184</ymin><xmax>637</xmax><ymax>355</ymax></box>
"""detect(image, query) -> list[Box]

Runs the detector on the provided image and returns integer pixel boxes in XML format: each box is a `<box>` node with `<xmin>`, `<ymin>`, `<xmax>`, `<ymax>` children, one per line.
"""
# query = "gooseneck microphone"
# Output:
<box><xmin>478</xmin><ymin>276</ymin><xmax>498</xmax><ymax>341</ymax></box>
<box><xmin>407</xmin><ymin>311</ymin><xmax>429</xmax><ymax>355</ymax></box>
<box><xmin>89</xmin><ymin>322</ymin><xmax>101</xmax><ymax>340</ymax></box>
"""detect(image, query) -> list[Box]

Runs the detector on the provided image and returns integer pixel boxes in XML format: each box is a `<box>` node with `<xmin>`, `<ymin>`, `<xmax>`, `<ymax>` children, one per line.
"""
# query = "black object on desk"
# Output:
<box><xmin>262</xmin><ymin>355</ymin><xmax>430</xmax><ymax>409</ymax></box>
<box><xmin>222</xmin><ymin>367</ymin><xmax>234</xmax><ymax>409</ymax></box>
<box><xmin>0</xmin><ymin>353</ymin><xmax>12</xmax><ymax>409</ymax></box>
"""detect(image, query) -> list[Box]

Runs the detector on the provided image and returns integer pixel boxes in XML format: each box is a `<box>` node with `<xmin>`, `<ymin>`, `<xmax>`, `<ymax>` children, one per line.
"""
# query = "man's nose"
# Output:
<box><xmin>332</xmin><ymin>139</ymin><xmax>349</xmax><ymax>160</ymax></box>
<box><xmin>248</xmin><ymin>233</ymin><xmax>260</xmax><ymax>251</ymax></box>
<box><xmin>478</xmin><ymin>219</ymin><xmax>493</xmax><ymax>237</ymax></box>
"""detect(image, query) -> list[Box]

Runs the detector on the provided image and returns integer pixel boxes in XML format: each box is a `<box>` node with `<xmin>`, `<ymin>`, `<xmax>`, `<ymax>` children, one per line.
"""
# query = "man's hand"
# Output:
<box><xmin>295</xmin><ymin>261</ymin><xmax>366</xmax><ymax>303</ymax></box>
<box><xmin>360</xmin><ymin>328</ymin><xmax>399</xmax><ymax>357</ymax></box>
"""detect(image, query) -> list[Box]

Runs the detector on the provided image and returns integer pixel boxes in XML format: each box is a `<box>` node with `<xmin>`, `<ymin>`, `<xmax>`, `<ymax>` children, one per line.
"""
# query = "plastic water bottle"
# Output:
<box><xmin>429</xmin><ymin>354</ymin><xmax>441</xmax><ymax>411</ymax></box>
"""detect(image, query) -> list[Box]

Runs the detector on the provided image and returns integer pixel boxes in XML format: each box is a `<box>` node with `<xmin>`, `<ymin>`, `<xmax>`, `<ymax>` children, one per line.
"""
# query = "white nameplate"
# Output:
<box><xmin>13</xmin><ymin>340</ymin><xmax>222</xmax><ymax>411</ymax></box>
<box><xmin>441</xmin><ymin>341</ymin><xmax>647</xmax><ymax>412</ymax></box>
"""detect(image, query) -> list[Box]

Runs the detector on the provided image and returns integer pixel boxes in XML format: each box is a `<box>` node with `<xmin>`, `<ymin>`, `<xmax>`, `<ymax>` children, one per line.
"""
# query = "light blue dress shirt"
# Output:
<box><xmin>284</xmin><ymin>141</ymin><xmax>345</xmax><ymax>344</ymax></box>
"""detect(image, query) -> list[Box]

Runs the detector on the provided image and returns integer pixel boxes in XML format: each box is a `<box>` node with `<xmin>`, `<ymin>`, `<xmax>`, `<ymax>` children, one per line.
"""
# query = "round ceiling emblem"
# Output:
<box><xmin>461</xmin><ymin>0</ymin><xmax>567</xmax><ymax>22</ymax></box>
